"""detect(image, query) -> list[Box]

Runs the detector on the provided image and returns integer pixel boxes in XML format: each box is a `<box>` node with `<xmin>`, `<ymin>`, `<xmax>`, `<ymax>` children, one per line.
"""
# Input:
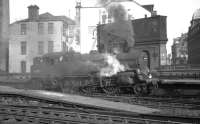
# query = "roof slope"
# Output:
<box><xmin>14</xmin><ymin>12</ymin><xmax>75</xmax><ymax>25</ymax></box>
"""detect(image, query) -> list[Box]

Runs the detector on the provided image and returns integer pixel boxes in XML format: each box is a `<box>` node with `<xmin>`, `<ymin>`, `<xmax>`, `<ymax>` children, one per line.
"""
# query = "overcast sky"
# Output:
<box><xmin>10</xmin><ymin>0</ymin><xmax>200</xmax><ymax>53</ymax></box>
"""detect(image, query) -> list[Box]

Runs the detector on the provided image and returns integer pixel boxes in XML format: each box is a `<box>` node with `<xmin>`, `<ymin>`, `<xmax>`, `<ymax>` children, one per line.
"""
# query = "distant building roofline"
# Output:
<box><xmin>12</xmin><ymin>12</ymin><xmax>75</xmax><ymax>25</ymax></box>
<box><xmin>28</xmin><ymin>5</ymin><xmax>39</xmax><ymax>9</ymax></box>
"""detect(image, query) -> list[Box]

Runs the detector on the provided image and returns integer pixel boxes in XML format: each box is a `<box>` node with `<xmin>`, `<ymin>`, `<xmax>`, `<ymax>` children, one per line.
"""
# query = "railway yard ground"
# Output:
<box><xmin>0</xmin><ymin>85</ymin><xmax>200</xmax><ymax>123</ymax></box>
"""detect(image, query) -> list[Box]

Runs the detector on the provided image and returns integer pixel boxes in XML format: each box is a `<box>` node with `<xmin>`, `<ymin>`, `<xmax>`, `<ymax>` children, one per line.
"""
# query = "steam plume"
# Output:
<box><xmin>107</xmin><ymin>3</ymin><xmax>127</xmax><ymax>22</ymax></box>
<box><xmin>98</xmin><ymin>0</ymin><xmax>128</xmax><ymax>22</ymax></box>
<box><xmin>98</xmin><ymin>0</ymin><xmax>135</xmax><ymax>48</ymax></box>
<box><xmin>100</xmin><ymin>53</ymin><xmax>126</xmax><ymax>77</ymax></box>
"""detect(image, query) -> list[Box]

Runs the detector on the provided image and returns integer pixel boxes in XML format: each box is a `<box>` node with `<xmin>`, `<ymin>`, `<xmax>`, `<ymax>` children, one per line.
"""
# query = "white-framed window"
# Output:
<box><xmin>21</xmin><ymin>41</ymin><xmax>27</xmax><ymax>55</ymax></box>
<box><xmin>48</xmin><ymin>41</ymin><xmax>54</xmax><ymax>53</ymax></box>
<box><xmin>20</xmin><ymin>23</ymin><xmax>27</xmax><ymax>35</ymax></box>
<box><xmin>48</xmin><ymin>22</ymin><xmax>54</xmax><ymax>34</ymax></box>
<box><xmin>38</xmin><ymin>22</ymin><xmax>44</xmax><ymax>34</ymax></box>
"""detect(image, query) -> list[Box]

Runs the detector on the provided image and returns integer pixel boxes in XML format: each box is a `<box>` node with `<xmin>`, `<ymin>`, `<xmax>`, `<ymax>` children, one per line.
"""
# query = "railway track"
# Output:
<box><xmin>0</xmin><ymin>103</ymin><xmax>198</xmax><ymax>124</ymax></box>
<box><xmin>82</xmin><ymin>94</ymin><xmax>200</xmax><ymax>118</ymax></box>
<box><xmin>0</xmin><ymin>93</ymin><xmax>199</xmax><ymax>124</ymax></box>
<box><xmin>84</xmin><ymin>93</ymin><xmax>200</xmax><ymax>108</ymax></box>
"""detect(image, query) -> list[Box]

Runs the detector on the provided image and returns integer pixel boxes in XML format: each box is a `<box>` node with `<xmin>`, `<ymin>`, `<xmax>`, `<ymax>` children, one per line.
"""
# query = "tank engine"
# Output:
<box><xmin>30</xmin><ymin>50</ymin><xmax>155</xmax><ymax>95</ymax></box>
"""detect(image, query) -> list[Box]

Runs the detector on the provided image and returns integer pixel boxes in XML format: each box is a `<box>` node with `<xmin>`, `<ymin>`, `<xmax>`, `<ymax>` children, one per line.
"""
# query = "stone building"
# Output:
<box><xmin>132</xmin><ymin>15</ymin><xmax>168</xmax><ymax>70</ymax></box>
<box><xmin>171</xmin><ymin>33</ymin><xmax>188</xmax><ymax>65</ymax></box>
<box><xmin>188</xmin><ymin>8</ymin><xmax>200</xmax><ymax>64</ymax></box>
<box><xmin>0</xmin><ymin>0</ymin><xmax>9</xmax><ymax>72</ymax></box>
<box><xmin>9</xmin><ymin>5</ymin><xmax>75</xmax><ymax>73</ymax></box>
<box><xmin>97</xmin><ymin>15</ymin><xmax>168</xmax><ymax>70</ymax></box>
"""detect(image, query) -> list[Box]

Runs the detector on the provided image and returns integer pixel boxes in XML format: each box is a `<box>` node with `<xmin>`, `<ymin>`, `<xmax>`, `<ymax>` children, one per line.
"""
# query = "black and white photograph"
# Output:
<box><xmin>0</xmin><ymin>0</ymin><xmax>200</xmax><ymax>123</ymax></box>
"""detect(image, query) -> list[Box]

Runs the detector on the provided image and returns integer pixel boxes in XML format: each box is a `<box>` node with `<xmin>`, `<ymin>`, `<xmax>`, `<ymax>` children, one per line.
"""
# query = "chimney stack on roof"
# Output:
<box><xmin>28</xmin><ymin>5</ymin><xmax>39</xmax><ymax>20</ymax></box>
<box><xmin>142</xmin><ymin>5</ymin><xmax>157</xmax><ymax>17</ymax></box>
<box><xmin>142</xmin><ymin>5</ymin><xmax>154</xmax><ymax>12</ymax></box>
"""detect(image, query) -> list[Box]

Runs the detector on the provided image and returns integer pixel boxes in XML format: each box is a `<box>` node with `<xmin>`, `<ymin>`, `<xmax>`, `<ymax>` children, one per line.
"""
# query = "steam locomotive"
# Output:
<box><xmin>30</xmin><ymin>50</ymin><xmax>156</xmax><ymax>95</ymax></box>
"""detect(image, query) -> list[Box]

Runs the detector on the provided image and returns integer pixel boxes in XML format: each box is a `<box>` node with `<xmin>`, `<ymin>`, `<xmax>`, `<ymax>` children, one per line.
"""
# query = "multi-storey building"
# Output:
<box><xmin>171</xmin><ymin>33</ymin><xmax>188</xmax><ymax>65</ymax></box>
<box><xmin>0</xmin><ymin>0</ymin><xmax>9</xmax><ymax>72</ymax></box>
<box><xmin>97</xmin><ymin>15</ymin><xmax>168</xmax><ymax>70</ymax></box>
<box><xmin>132</xmin><ymin>15</ymin><xmax>168</xmax><ymax>69</ymax></box>
<box><xmin>9</xmin><ymin>5</ymin><xmax>75</xmax><ymax>73</ymax></box>
<box><xmin>188</xmin><ymin>8</ymin><xmax>200</xmax><ymax>64</ymax></box>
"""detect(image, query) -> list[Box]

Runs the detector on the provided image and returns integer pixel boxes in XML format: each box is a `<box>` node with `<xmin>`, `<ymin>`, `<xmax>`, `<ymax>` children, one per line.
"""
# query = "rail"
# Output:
<box><xmin>0</xmin><ymin>105</ymin><xmax>191</xmax><ymax>124</ymax></box>
<box><xmin>85</xmin><ymin>94</ymin><xmax>200</xmax><ymax>118</ymax></box>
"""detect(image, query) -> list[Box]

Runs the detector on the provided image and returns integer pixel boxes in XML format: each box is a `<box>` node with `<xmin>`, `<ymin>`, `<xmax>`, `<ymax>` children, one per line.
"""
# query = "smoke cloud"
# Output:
<box><xmin>107</xmin><ymin>3</ymin><xmax>127</xmax><ymax>22</ymax></box>
<box><xmin>98</xmin><ymin>0</ymin><xmax>135</xmax><ymax>51</ymax></box>
<box><xmin>98</xmin><ymin>0</ymin><xmax>128</xmax><ymax>22</ymax></box>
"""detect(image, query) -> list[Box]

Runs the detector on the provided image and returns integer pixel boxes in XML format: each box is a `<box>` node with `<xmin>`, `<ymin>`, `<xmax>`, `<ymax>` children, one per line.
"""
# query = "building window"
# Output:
<box><xmin>21</xmin><ymin>41</ymin><xmax>27</xmax><ymax>55</ymax></box>
<box><xmin>20</xmin><ymin>24</ymin><xmax>27</xmax><ymax>35</ymax></box>
<box><xmin>63</xmin><ymin>24</ymin><xmax>67</xmax><ymax>36</ymax></box>
<box><xmin>38</xmin><ymin>23</ymin><xmax>44</xmax><ymax>34</ymax></box>
<box><xmin>68</xmin><ymin>25</ymin><xmax>75</xmax><ymax>38</ymax></box>
<box><xmin>21</xmin><ymin>61</ymin><xmax>26</xmax><ymax>73</ymax></box>
<box><xmin>38</xmin><ymin>41</ymin><xmax>44</xmax><ymax>55</ymax></box>
<box><xmin>62</xmin><ymin>42</ymin><xmax>67</xmax><ymax>52</ymax></box>
<box><xmin>48</xmin><ymin>23</ymin><xmax>54</xmax><ymax>34</ymax></box>
<box><xmin>48</xmin><ymin>41</ymin><xmax>54</xmax><ymax>53</ymax></box>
